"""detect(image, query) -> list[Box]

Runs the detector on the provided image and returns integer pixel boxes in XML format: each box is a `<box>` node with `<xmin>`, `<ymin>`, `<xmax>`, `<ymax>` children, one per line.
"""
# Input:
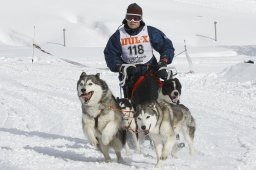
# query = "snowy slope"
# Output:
<box><xmin>1</xmin><ymin>0</ymin><xmax>256</xmax><ymax>47</ymax></box>
<box><xmin>1</xmin><ymin>46</ymin><xmax>256</xmax><ymax>170</ymax></box>
<box><xmin>1</xmin><ymin>0</ymin><xmax>256</xmax><ymax>169</ymax></box>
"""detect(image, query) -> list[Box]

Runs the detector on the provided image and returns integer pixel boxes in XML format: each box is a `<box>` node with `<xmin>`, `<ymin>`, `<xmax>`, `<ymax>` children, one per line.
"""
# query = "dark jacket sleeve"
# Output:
<box><xmin>148</xmin><ymin>26</ymin><xmax>175</xmax><ymax>64</ymax></box>
<box><xmin>104</xmin><ymin>30</ymin><xmax>124</xmax><ymax>72</ymax></box>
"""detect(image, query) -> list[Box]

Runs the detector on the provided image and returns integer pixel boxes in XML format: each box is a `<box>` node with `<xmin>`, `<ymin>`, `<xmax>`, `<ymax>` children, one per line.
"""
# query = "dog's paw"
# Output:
<box><xmin>160</xmin><ymin>155</ymin><xmax>168</xmax><ymax>160</ymax></box>
<box><xmin>135</xmin><ymin>149</ymin><xmax>141</xmax><ymax>154</ymax></box>
<box><xmin>155</xmin><ymin>161</ymin><xmax>163</xmax><ymax>168</ymax></box>
<box><xmin>89</xmin><ymin>137</ymin><xmax>98</xmax><ymax>146</ymax></box>
<box><xmin>105</xmin><ymin>158</ymin><xmax>112</xmax><ymax>163</ymax></box>
<box><xmin>117</xmin><ymin>157</ymin><xmax>126</xmax><ymax>164</ymax></box>
<box><xmin>171</xmin><ymin>152</ymin><xmax>178</xmax><ymax>159</ymax></box>
<box><xmin>160</xmin><ymin>150</ymin><xmax>170</xmax><ymax>160</ymax></box>
<box><xmin>171</xmin><ymin>144</ymin><xmax>178</xmax><ymax>158</ymax></box>
<box><xmin>125</xmin><ymin>148</ymin><xmax>132</xmax><ymax>155</ymax></box>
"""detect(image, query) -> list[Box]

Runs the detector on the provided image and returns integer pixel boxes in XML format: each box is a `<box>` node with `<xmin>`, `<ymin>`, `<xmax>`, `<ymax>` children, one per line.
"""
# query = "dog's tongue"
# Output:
<box><xmin>170</xmin><ymin>95</ymin><xmax>176</xmax><ymax>100</ymax></box>
<box><xmin>80</xmin><ymin>92</ymin><xmax>92</xmax><ymax>101</ymax></box>
<box><xmin>144</xmin><ymin>130</ymin><xmax>149</xmax><ymax>135</ymax></box>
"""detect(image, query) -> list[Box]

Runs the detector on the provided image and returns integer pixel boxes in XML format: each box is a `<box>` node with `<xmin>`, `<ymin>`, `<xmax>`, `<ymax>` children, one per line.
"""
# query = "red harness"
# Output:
<box><xmin>131</xmin><ymin>72</ymin><xmax>163</xmax><ymax>98</ymax></box>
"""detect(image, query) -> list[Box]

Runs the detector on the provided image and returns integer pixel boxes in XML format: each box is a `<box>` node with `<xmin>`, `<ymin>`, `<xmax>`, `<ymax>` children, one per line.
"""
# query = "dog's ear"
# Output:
<box><xmin>162</xmin><ymin>80</ymin><xmax>170</xmax><ymax>95</ymax></box>
<box><xmin>95</xmin><ymin>73</ymin><xmax>100</xmax><ymax>78</ymax></box>
<box><xmin>116</xmin><ymin>97</ymin><xmax>120</xmax><ymax>102</ymax></box>
<box><xmin>80</xmin><ymin>72</ymin><xmax>87</xmax><ymax>78</ymax></box>
<box><xmin>174</xmin><ymin>78</ymin><xmax>182</xmax><ymax>89</ymax></box>
<box><xmin>135</xmin><ymin>105</ymin><xmax>141</xmax><ymax>111</ymax></box>
<box><xmin>134</xmin><ymin>105</ymin><xmax>141</xmax><ymax>118</ymax></box>
<box><xmin>152</xmin><ymin>103</ymin><xmax>158</xmax><ymax>113</ymax></box>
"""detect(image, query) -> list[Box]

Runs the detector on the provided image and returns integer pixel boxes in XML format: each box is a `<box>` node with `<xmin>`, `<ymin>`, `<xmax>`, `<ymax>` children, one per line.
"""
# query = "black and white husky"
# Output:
<box><xmin>77</xmin><ymin>72</ymin><xmax>126</xmax><ymax>163</ymax></box>
<box><xmin>135</xmin><ymin>101</ymin><xmax>196</xmax><ymax>168</ymax></box>
<box><xmin>116</xmin><ymin>98</ymin><xmax>140</xmax><ymax>154</ymax></box>
<box><xmin>158</xmin><ymin>77</ymin><xmax>182</xmax><ymax>104</ymax></box>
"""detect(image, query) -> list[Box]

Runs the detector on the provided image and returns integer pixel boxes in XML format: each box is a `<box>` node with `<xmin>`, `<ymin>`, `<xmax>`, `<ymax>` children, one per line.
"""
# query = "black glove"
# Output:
<box><xmin>156</xmin><ymin>58</ymin><xmax>168</xmax><ymax>79</ymax></box>
<box><xmin>127</xmin><ymin>66</ymin><xmax>136</xmax><ymax>77</ymax></box>
<box><xmin>120</xmin><ymin>66</ymin><xmax>136</xmax><ymax>78</ymax></box>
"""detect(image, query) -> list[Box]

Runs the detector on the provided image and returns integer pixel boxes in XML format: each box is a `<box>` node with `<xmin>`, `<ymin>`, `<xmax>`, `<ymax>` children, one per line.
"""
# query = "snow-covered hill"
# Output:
<box><xmin>0</xmin><ymin>0</ymin><xmax>256</xmax><ymax>169</ymax></box>
<box><xmin>1</xmin><ymin>0</ymin><xmax>256</xmax><ymax>47</ymax></box>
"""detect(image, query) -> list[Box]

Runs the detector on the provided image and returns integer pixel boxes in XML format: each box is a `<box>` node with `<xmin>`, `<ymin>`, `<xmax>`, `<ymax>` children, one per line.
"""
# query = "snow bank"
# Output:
<box><xmin>220</xmin><ymin>62</ymin><xmax>256</xmax><ymax>82</ymax></box>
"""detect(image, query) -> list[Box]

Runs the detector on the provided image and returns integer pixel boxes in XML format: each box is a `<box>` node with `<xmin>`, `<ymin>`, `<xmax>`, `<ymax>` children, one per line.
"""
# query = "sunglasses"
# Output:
<box><xmin>126</xmin><ymin>14</ymin><xmax>142</xmax><ymax>22</ymax></box>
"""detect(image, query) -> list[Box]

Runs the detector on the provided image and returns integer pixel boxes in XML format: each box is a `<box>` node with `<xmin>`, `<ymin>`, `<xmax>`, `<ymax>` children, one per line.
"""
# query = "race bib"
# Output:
<box><xmin>119</xmin><ymin>26</ymin><xmax>153</xmax><ymax>64</ymax></box>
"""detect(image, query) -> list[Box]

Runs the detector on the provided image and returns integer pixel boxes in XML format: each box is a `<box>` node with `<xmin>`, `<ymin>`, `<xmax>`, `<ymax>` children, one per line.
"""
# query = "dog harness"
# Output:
<box><xmin>131</xmin><ymin>73</ymin><xmax>163</xmax><ymax>98</ymax></box>
<box><xmin>94</xmin><ymin>110</ymin><xmax>103</xmax><ymax>129</ymax></box>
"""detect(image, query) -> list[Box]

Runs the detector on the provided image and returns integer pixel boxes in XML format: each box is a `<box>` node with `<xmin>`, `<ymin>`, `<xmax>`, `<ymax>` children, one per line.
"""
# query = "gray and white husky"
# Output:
<box><xmin>77</xmin><ymin>72</ymin><xmax>126</xmax><ymax>163</ymax></box>
<box><xmin>135</xmin><ymin>102</ymin><xmax>196</xmax><ymax>167</ymax></box>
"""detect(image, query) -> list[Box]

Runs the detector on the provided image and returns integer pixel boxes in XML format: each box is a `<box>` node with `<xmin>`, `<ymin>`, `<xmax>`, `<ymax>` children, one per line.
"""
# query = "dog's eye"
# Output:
<box><xmin>138</xmin><ymin>117</ymin><xmax>141</xmax><ymax>120</ymax></box>
<box><xmin>146</xmin><ymin>116</ymin><xmax>150</xmax><ymax>119</ymax></box>
<box><xmin>79</xmin><ymin>83</ymin><xmax>83</xmax><ymax>86</ymax></box>
<box><xmin>88</xmin><ymin>83</ymin><xmax>92</xmax><ymax>85</ymax></box>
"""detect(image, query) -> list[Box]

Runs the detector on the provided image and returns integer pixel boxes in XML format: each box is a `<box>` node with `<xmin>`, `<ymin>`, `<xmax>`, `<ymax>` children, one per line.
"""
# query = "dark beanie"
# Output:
<box><xmin>126</xmin><ymin>3</ymin><xmax>142</xmax><ymax>16</ymax></box>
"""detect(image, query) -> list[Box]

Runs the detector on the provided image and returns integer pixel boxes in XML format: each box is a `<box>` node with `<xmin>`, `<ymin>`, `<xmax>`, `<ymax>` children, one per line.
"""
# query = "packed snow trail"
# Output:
<box><xmin>1</xmin><ymin>48</ymin><xmax>256</xmax><ymax>169</ymax></box>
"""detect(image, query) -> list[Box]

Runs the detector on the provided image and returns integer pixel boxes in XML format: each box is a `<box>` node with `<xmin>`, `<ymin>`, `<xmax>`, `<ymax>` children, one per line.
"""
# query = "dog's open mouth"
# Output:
<box><xmin>79</xmin><ymin>91</ymin><xmax>94</xmax><ymax>103</ymax></box>
<box><xmin>171</xmin><ymin>96</ymin><xmax>177</xmax><ymax>100</ymax></box>
<box><xmin>144</xmin><ymin>129</ymin><xmax>150</xmax><ymax>135</ymax></box>
<box><xmin>143</xmin><ymin>124</ymin><xmax>151</xmax><ymax>135</ymax></box>
<box><xmin>169</xmin><ymin>94</ymin><xmax>177</xmax><ymax>101</ymax></box>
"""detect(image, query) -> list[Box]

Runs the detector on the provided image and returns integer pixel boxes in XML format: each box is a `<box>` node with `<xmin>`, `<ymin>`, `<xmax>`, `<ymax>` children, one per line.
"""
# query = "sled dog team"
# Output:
<box><xmin>77</xmin><ymin>72</ymin><xmax>196</xmax><ymax>168</ymax></box>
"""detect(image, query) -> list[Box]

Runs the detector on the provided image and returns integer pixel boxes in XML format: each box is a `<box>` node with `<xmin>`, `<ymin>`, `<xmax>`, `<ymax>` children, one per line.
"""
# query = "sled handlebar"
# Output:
<box><xmin>158</xmin><ymin>66</ymin><xmax>178</xmax><ymax>80</ymax></box>
<box><xmin>119</xmin><ymin>64</ymin><xmax>177</xmax><ymax>87</ymax></box>
<box><xmin>119</xmin><ymin>64</ymin><xmax>137</xmax><ymax>87</ymax></box>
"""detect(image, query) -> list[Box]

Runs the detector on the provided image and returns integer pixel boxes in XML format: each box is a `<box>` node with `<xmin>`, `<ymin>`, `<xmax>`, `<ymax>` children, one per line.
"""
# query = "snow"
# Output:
<box><xmin>1</xmin><ymin>0</ymin><xmax>256</xmax><ymax>169</ymax></box>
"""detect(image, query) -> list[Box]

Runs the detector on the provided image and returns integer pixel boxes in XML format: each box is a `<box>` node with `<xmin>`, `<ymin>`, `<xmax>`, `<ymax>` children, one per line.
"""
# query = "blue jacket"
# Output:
<box><xmin>104</xmin><ymin>21</ymin><xmax>175</xmax><ymax>73</ymax></box>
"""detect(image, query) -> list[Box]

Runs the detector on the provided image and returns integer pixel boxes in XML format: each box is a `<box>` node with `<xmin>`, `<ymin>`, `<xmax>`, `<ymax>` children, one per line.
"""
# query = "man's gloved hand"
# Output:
<box><xmin>156</xmin><ymin>58</ymin><xmax>168</xmax><ymax>80</ymax></box>
<box><xmin>119</xmin><ymin>65</ymin><xmax>136</xmax><ymax>78</ymax></box>
<box><xmin>126</xmin><ymin>66</ymin><xmax>136</xmax><ymax>77</ymax></box>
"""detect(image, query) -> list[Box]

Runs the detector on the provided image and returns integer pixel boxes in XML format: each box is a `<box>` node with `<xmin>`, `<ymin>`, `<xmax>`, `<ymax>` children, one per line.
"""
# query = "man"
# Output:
<box><xmin>104</xmin><ymin>3</ymin><xmax>175</xmax><ymax>98</ymax></box>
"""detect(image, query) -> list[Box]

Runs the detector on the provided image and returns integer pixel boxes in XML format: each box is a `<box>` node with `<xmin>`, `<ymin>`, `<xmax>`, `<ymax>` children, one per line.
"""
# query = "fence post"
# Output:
<box><xmin>32</xmin><ymin>26</ymin><xmax>36</xmax><ymax>63</ymax></box>
<box><xmin>214</xmin><ymin>21</ymin><xmax>217</xmax><ymax>41</ymax></box>
<box><xmin>63</xmin><ymin>28</ymin><xmax>66</xmax><ymax>47</ymax></box>
<box><xmin>184</xmin><ymin>40</ymin><xmax>194</xmax><ymax>73</ymax></box>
